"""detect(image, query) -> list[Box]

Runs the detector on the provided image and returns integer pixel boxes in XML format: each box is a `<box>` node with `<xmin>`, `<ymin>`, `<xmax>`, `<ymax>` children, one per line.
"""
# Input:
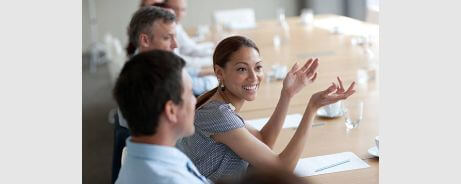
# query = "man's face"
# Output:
<box><xmin>176</xmin><ymin>69</ymin><xmax>196</xmax><ymax>137</ymax></box>
<box><xmin>141</xmin><ymin>20</ymin><xmax>178</xmax><ymax>52</ymax></box>
<box><xmin>166</xmin><ymin>0</ymin><xmax>187</xmax><ymax>22</ymax></box>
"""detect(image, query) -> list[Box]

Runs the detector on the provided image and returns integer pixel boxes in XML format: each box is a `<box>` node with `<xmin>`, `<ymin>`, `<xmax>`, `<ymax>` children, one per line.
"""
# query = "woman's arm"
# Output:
<box><xmin>247</xmin><ymin>59</ymin><xmax>319</xmax><ymax>148</ymax></box>
<box><xmin>249</xmin><ymin>91</ymin><xmax>292</xmax><ymax>148</ymax></box>
<box><xmin>214</xmin><ymin>101</ymin><xmax>317</xmax><ymax>171</ymax></box>
<box><xmin>215</xmin><ymin>80</ymin><xmax>356</xmax><ymax>172</ymax></box>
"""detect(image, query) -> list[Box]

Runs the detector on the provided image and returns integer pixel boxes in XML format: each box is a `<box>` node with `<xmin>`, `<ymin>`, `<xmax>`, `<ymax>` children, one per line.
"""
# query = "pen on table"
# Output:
<box><xmin>315</xmin><ymin>159</ymin><xmax>350</xmax><ymax>172</ymax></box>
<box><xmin>312</xmin><ymin>122</ymin><xmax>325</xmax><ymax>127</ymax></box>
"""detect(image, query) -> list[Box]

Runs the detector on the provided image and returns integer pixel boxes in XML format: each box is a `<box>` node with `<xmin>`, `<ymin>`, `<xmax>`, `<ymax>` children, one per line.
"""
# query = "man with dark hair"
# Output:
<box><xmin>111</xmin><ymin>7</ymin><xmax>216</xmax><ymax>182</ymax></box>
<box><xmin>113</xmin><ymin>50</ymin><xmax>209</xmax><ymax>184</ymax></box>
<box><xmin>112</xmin><ymin>7</ymin><xmax>181</xmax><ymax>182</ymax></box>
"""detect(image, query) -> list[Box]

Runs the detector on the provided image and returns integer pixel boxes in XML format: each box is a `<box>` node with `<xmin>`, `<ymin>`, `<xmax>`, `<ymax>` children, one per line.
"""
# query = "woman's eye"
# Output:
<box><xmin>256</xmin><ymin>65</ymin><xmax>263</xmax><ymax>71</ymax></box>
<box><xmin>237</xmin><ymin>68</ymin><xmax>246</xmax><ymax>72</ymax></box>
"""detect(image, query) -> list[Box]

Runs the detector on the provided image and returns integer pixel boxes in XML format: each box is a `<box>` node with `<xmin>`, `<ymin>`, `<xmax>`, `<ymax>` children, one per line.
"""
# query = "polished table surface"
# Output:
<box><xmin>195</xmin><ymin>14</ymin><xmax>379</xmax><ymax>184</ymax></box>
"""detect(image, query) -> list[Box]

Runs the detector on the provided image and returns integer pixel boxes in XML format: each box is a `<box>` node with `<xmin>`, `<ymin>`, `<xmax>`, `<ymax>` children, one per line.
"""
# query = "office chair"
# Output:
<box><xmin>111</xmin><ymin>110</ymin><xmax>130</xmax><ymax>184</ymax></box>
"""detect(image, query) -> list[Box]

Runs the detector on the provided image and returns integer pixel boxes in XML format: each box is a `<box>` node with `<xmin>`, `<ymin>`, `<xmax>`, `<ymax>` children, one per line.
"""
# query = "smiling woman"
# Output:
<box><xmin>197</xmin><ymin>36</ymin><xmax>263</xmax><ymax>110</ymax></box>
<box><xmin>176</xmin><ymin>35</ymin><xmax>356</xmax><ymax>182</ymax></box>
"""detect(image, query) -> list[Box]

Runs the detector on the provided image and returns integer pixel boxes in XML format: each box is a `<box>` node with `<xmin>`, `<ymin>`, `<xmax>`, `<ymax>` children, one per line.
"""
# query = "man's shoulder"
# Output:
<box><xmin>116</xmin><ymin>175</ymin><xmax>186</xmax><ymax>184</ymax></box>
<box><xmin>116</xmin><ymin>166</ymin><xmax>195</xmax><ymax>184</ymax></box>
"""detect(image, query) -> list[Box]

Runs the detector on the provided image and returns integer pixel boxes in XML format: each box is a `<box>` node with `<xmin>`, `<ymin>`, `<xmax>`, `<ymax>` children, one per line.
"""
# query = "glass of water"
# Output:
<box><xmin>343</xmin><ymin>100</ymin><xmax>364</xmax><ymax>133</ymax></box>
<box><xmin>300</xmin><ymin>8</ymin><xmax>314</xmax><ymax>25</ymax></box>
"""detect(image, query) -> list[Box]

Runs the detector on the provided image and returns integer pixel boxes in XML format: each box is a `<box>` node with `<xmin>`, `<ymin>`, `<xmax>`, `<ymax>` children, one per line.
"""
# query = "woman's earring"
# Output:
<box><xmin>220</xmin><ymin>82</ymin><xmax>225</xmax><ymax>91</ymax></box>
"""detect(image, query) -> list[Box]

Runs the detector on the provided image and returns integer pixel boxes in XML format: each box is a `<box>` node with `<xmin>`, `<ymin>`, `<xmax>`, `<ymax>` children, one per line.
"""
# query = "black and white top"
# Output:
<box><xmin>176</xmin><ymin>100</ymin><xmax>249</xmax><ymax>182</ymax></box>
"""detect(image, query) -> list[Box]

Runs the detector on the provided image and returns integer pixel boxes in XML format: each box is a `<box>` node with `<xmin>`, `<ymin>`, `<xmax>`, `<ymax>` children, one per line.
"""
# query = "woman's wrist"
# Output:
<box><xmin>281</xmin><ymin>88</ymin><xmax>294</xmax><ymax>99</ymax></box>
<box><xmin>305</xmin><ymin>103</ymin><xmax>319</xmax><ymax>116</ymax></box>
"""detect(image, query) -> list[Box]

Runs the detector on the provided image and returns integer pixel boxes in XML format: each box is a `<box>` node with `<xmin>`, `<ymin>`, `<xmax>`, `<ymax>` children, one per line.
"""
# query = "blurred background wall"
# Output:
<box><xmin>82</xmin><ymin>0</ymin><xmax>369</xmax><ymax>53</ymax></box>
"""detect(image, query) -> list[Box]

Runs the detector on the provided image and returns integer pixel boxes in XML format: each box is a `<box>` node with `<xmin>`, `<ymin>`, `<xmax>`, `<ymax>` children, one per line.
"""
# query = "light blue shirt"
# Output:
<box><xmin>116</xmin><ymin>138</ymin><xmax>210</xmax><ymax>184</ymax></box>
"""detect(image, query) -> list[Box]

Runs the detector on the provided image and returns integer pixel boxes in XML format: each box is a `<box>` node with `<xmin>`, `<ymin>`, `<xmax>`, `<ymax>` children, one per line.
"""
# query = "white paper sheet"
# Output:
<box><xmin>246</xmin><ymin>114</ymin><xmax>303</xmax><ymax>131</ymax></box>
<box><xmin>294</xmin><ymin>152</ymin><xmax>369</xmax><ymax>177</ymax></box>
<box><xmin>314</xmin><ymin>16</ymin><xmax>379</xmax><ymax>37</ymax></box>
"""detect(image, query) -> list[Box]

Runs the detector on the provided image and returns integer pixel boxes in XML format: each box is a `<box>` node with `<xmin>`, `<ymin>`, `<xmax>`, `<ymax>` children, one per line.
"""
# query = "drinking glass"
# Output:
<box><xmin>300</xmin><ymin>8</ymin><xmax>314</xmax><ymax>25</ymax></box>
<box><xmin>343</xmin><ymin>100</ymin><xmax>364</xmax><ymax>133</ymax></box>
<box><xmin>276</xmin><ymin>8</ymin><xmax>286</xmax><ymax>22</ymax></box>
<box><xmin>273</xmin><ymin>35</ymin><xmax>281</xmax><ymax>51</ymax></box>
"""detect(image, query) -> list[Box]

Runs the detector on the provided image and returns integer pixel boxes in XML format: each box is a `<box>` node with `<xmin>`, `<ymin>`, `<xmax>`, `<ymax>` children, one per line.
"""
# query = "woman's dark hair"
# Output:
<box><xmin>195</xmin><ymin>35</ymin><xmax>260</xmax><ymax>109</ymax></box>
<box><xmin>113</xmin><ymin>50</ymin><xmax>186</xmax><ymax>136</ymax></box>
<box><xmin>126</xmin><ymin>6</ymin><xmax>176</xmax><ymax>57</ymax></box>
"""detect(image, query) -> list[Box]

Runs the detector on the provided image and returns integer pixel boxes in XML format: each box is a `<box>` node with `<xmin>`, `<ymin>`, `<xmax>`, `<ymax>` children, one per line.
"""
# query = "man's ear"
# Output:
<box><xmin>139</xmin><ymin>33</ymin><xmax>151</xmax><ymax>48</ymax></box>
<box><xmin>163</xmin><ymin>100</ymin><xmax>178</xmax><ymax>124</ymax></box>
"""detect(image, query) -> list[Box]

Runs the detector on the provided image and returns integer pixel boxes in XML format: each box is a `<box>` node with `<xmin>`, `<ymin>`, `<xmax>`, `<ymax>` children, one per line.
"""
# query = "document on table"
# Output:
<box><xmin>246</xmin><ymin>114</ymin><xmax>303</xmax><ymax>131</ymax></box>
<box><xmin>313</xmin><ymin>16</ymin><xmax>379</xmax><ymax>37</ymax></box>
<box><xmin>294</xmin><ymin>152</ymin><xmax>370</xmax><ymax>177</ymax></box>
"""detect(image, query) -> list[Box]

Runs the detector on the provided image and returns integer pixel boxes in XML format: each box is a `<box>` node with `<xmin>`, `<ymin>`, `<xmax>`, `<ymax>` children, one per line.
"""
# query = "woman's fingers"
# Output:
<box><xmin>289</xmin><ymin>62</ymin><xmax>300</xmax><ymax>74</ymax></box>
<box><xmin>322</xmin><ymin>83</ymin><xmax>337</xmax><ymax>95</ymax></box>
<box><xmin>337</xmin><ymin>76</ymin><xmax>344</xmax><ymax>89</ymax></box>
<box><xmin>335</xmin><ymin>89</ymin><xmax>355</xmax><ymax>100</ymax></box>
<box><xmin>326</xmin><ymin>80</ymin><xmax>356</xmax><ymax>96</ymax></box>
<box><xmin>337</xmin><ymin>76</ymin><xmax>345</xmax><ymax>92</ymax></box>
<box><xmin>331</xmin><ymin>78</ymin><xmax>354</xmax><ymax>95</ymax></box>
<box><xmin>313</xmin><ymin>80</ymin><xmax>356</xmax><ymax>108</ymax></box>
<box><xmin>345</xmin><ymin>81</ymin><xmax>356</xmax><ymax>93</ymax></box>
<box><xmin>305</xmin><ymin>59</ymin><xmax>319</xmax><ymax>78</ymax></box>
<box><xmin>300</xmin><ymin>58</ymin><xmax>314</xmax><ymax>73</ymax></box>
<box><xmin>325</xmin><ymin>92</ymin><xmax>348</xmax><ymax>102</ymax></box>
<box><xmin>344</xmin><ymin>87</ymin><xmax>356</xmax><ymax>98</ymax></box>
<box><xmin>310</xmin><ymin>72</ymin><xmax>318</xmax><ymax>82</ymax></box>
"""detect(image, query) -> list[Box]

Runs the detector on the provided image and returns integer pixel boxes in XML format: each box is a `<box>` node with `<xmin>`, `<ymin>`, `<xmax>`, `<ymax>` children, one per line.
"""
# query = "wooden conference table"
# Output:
<box><xmin>192</xmin><ymin>14</ymin><xmax>379</xmax><ymax>184</ymax></box>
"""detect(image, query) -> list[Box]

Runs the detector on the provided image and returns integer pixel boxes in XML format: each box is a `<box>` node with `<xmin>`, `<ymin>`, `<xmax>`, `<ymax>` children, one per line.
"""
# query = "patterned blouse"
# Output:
<box><xmin>176</xmin><ymin>100</ymin><xmax>248</xmax><ymax>182</ymax></box>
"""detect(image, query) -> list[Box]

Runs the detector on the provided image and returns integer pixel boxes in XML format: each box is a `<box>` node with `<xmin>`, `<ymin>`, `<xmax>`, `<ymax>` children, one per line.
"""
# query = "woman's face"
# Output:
<box><xmin>216</xmin><ymin>46</ymin><xmax>264</xmax><ymax>101</ymax></box>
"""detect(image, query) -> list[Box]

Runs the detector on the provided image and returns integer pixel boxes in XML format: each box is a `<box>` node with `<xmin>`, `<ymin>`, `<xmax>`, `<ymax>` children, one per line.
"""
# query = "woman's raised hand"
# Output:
<box><xmin>308</xmin><ymin>77</ymin><xmax>356</xmax><ymax>110</ymax></box>
<box><xmin>282</xmin><ymin>58</ymin><xmax>319</xmax><ymax>97</ymax></box>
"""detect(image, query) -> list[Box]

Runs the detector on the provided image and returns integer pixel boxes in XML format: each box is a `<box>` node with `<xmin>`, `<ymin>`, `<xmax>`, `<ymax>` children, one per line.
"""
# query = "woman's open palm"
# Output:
<box><xmin>309</xmin><ymin>77</ymin><xmax>356</xmax><ymax>109</ymax></box>
<box><xmin>282</xmin><ymin>58</ymin><xmax>319</xmax><ymax>97</ymax></box>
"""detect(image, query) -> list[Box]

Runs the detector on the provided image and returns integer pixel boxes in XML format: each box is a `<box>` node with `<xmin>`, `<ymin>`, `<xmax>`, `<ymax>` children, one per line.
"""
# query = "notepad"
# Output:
<box><xmin>294</xmin><ymin>152</ymin><xmax>370</xmax><ymax>177</ymax></box>
<box><xmin>246</xmin><ymin>114</ymin><xmax>303</xmax><ymax>131</ymax></box>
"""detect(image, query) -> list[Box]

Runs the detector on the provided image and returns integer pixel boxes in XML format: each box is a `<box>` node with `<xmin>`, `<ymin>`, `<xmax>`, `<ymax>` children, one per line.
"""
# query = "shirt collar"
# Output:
<box><xmin>133</xmin><ymin>49</ymin><xmax>139</xmax><ymax>56</ymax></box>
<box><xmin>125</xmin><ymin>137</ymin><xmax>190</xmax><ymax>165</ymax></box>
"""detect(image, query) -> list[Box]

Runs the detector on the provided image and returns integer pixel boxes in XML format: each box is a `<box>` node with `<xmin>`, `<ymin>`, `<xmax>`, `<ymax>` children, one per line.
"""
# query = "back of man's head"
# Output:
<box><xmin>127</xmin><ymin>6</ymin><xmax>176</xmax><ymax>56</ymax></box>
<box><xmin>113</xmin><ymin>50</ymin><xmax>185</xmax><ymax>136</ymax></box>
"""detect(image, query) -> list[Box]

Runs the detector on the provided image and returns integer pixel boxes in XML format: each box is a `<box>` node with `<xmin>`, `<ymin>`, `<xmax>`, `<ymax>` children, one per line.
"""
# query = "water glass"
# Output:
<box><xmin>357</xmin><ymin>68</ymin><xmax>369</xmax><ymax>84</ymax></box>
<box><xmin>301</xmin><ymin>9</ymin><xmax>314</xmax><ymax>25</ymax></box>
<box><xmin>276</xmin><ymin>8</ymin><xmax>286</xmax><ymax>22</ymax></box>
<box><xmin>343</xmin><ymin>100</ymin><xmax>364</xmax><ymax>132</ymax></box>
<box><xmin>273</xmin><ymin>35</ymin><xmax>281</xmax><ymax>51</ymax></box>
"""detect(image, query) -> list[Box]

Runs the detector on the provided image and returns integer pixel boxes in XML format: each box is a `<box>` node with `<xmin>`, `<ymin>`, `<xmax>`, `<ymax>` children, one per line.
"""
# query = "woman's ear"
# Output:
<box><xmin>139</xmin><ymin>33</ymin><xmax>151</xmax><ymax>48</ymax></box>
<box><xmin>163</xmin><ymin>100</ymin><xmax>179</xmax><ymax>124</ymax></box>
<box><xmin>214</xmin><ymin>65</ymin><xmax>224</xmax><ymax>81</ymax></box>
